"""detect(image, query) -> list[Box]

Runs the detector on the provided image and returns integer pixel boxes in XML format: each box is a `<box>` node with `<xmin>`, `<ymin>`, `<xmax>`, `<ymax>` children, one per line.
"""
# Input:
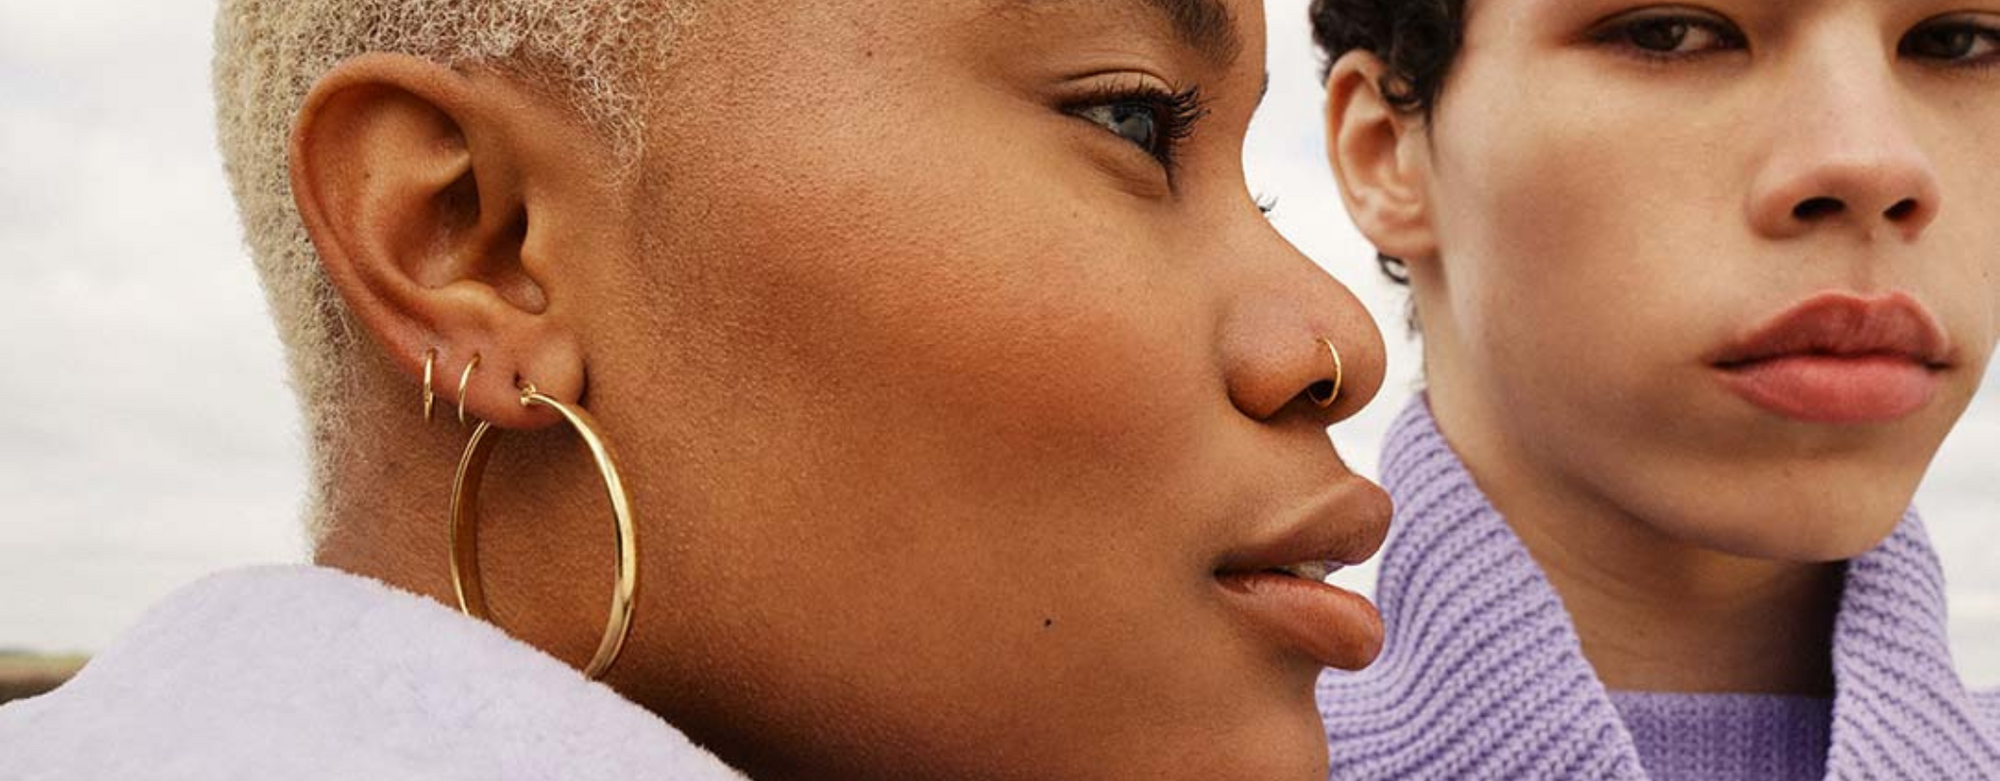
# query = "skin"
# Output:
<box><xmin>286</xmin><ymin>0</ymin><xmax>1391</xmax><ymax>779</ymax></box>
<box><xmin>1328</xmin><ymin>0</ymin><xmax>2000</xmax><ymax>694</ymax></box>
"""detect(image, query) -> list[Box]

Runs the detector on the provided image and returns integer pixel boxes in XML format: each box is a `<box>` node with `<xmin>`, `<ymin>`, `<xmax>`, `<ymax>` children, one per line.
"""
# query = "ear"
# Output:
<box><xmin>289</xmin><ymin>53</ymin><xmax>598</xmax><ymax>429</ymax></box>
<box><xmin>1324</xmin><ymin>50</ymin><xmax>1438</xmax><ymax>263</ymax></box>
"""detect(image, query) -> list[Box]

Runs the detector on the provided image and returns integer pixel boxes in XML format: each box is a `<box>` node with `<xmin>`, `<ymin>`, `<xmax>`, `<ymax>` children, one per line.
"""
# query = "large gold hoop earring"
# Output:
<box><xmin>449</xmin><ymin>383</ymin><xmax>638</xmax><ymax>681</ymax></box>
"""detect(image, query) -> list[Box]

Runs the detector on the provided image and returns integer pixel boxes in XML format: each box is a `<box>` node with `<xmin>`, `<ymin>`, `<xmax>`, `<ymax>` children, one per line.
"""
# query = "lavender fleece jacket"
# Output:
<box><xmin>1318</xmin><ymin>398</ymin><xmax>2000</xmax><ymax>780</ymax></box>
<box><xmin>0</xmin><ymin>566</ymin><xmax>747</xmax><ymax>780</ymax></box>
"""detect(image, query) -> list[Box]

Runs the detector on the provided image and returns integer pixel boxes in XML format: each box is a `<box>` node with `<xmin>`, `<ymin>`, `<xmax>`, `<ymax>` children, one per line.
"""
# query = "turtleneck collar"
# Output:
<box><xmin>1317</xmin><ymin>395</ymin><xmax>2000</xmax><ymax>780</ymax></box>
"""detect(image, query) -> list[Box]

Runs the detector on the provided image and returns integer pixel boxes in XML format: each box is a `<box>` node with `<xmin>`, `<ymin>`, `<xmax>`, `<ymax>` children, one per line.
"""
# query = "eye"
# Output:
<box><xmin>1075</xmin><ymin>102</ymin><xmax>1164</xmax><ymax>154</ymax></box>
<box><xmin>1592</xmin><ymin>9</ymin><xmax>1745</xmax><ymax>61</ymax></box>
<box><xmin>1066</xmin><ymin>84</ymin><xmax>1208</xmax><ymax>171</ymax></box>
<box><xmin>1903</xmin><ymin>17</ymin><xmax>2000</xmax><ymax>65</ymax></box>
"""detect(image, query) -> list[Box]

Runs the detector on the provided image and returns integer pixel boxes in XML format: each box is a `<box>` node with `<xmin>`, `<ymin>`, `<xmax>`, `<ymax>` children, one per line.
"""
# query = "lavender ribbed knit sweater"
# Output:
<box><xmin>1318</xmin><ymin>398</ymin><xmax>2000</xmax><ymax>780</ymax></box>
<box><xmin>1607</xmin><ymin>691</ymin><xmax>1831</xmax><ymax>779</ymax></box>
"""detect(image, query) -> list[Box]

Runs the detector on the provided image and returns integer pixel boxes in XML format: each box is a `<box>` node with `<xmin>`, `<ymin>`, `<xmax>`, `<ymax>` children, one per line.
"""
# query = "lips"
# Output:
<box><xmin>1709</xmin><ymin>291</ymin><xmax>1952</xmax><ymax>424</ymax></box>
<box><xmin>1213</xmin><ymin>476</ymin><xmax>1391</xmax><ymax>671</ymax></box>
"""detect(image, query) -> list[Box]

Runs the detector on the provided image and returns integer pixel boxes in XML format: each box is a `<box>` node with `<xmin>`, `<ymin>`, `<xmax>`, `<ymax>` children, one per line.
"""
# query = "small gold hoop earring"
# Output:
<box><xmin>449</xmin><ymin>382</ymin><xmax>638</xmax><ymax>681</ymax></box>
<box><xmin>1308</xmin><ymin>337</ymin><xmax>1345</xmax><ymax>409</ymax></box>
<box><xmin>456</xmin><ymin>354</ymin><xmax>482</xmax><ymax>427</ymax></box>
<box><xmin>421</xmin><ymin>349</ymin><xmax>439</xmax><ymax>422</ymax></box>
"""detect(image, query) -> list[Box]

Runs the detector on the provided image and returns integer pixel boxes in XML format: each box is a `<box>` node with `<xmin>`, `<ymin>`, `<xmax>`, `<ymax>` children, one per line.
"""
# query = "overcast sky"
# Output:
<box><xmin>2</xmin><ymin>0</ymin><xmax>1995</xmax><ymax>685</ymax></box>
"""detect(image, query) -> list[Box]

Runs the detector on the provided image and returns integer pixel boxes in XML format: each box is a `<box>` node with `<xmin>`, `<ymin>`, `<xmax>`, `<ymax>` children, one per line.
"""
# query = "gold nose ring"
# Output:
<box><xmin>1308</xmin><ymin>337</ymin><xmax>1344</xmax><ymax>409</ymax></box>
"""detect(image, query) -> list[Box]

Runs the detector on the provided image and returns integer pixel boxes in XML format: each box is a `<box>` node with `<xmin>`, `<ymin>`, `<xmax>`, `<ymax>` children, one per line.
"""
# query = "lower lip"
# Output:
<box><xmin>1716</xmin><ymin>355</ymin><xmax>1941</xmax><ymax>424</ymax></box>
<box><xmin>1214</xmin><ymin>572</ymin><xmax>1382</xmax><ymax>671</ymax></box>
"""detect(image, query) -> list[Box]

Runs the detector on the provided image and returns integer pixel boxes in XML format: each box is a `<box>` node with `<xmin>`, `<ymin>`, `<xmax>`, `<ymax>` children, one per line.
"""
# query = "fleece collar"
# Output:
<box><xmin>0</xmin><ymin>566</ymin><xmax>747</xmax><ymax>780</ymax></box>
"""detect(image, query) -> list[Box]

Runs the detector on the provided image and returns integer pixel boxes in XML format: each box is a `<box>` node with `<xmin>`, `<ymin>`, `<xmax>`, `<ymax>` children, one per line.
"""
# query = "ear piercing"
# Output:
<box><xmin>457</xmin><ymin>354</ymin><xmax>482</xmax><ymax>426</ymax></box>
<box><xmin>420</xmin><ymin>349</ymin><xmax>484</xmax><ymax>426</ymax></box>
<box><xmin>422</xmin><ymin>349</ymin><xmax>439</xmax><ymax>422</ymax></box>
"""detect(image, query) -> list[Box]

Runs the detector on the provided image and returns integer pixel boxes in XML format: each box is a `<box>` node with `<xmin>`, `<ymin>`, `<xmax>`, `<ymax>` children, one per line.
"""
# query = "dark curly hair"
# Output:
<box><xmin>1309</xmin><ymin>0</ymin><xmax>1468</xmax><ymax>285</ymax></box>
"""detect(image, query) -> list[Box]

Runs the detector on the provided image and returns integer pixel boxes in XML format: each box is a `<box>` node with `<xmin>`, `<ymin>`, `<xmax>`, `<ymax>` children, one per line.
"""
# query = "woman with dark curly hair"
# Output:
<box><xmin>1310</xmin><ymin>0</ymin><xmax>2000</xmax><ymax>778</ymax></box>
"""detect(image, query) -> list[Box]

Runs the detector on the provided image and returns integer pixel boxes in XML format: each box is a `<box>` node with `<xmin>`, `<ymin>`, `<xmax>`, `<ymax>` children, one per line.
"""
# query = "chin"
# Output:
<box><xmin>1200</xmin><ymin>705</ymin><xmax>1330</xmax><ymax>781</ymax></box>
<box><xmin>1113</xmin><ymin>673</ymin><xmax>1330</xmax><ymax>781</ymax></box>
<box><xmin>1642</xmin><ymin>474</ymin><xmax>1917</xmax><ymax>563</ymax></box>
<box><xmin>1607</xmin><ymin>407</ymin><xmax>1941</xmax><ymax>562</ymax></box>
<box><xmin>968</xmin><ymin>696</ymin><xmax>1329</xmax><ymax>781</ymax></box>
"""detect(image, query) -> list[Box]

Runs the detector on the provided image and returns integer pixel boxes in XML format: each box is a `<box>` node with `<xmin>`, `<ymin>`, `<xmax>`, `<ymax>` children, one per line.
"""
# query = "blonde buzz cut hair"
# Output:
<box><xmin>212</xmin><ymin>0</ymin><xmax>691</xmax><ymax>546</ymax></box>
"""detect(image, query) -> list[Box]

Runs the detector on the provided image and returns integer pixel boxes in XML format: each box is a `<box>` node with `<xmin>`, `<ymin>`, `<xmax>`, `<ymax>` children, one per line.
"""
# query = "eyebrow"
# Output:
<box><xmin>1137</xmin><ymin>0</ymin><xmax>1242</xmax><ymax>66</ymax></box>
<box><xmin>999</xmin><ymin>0</ymin><xmax>1243</xmax><ymax>66</ymax></box>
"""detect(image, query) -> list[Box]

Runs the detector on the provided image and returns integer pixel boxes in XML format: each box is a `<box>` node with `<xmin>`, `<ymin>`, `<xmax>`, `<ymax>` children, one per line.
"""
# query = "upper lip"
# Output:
<box><xmin>1214</xmin><ymin>475</ymin><xmax>1392</xmax><ymax>576</ymax></box>
<box><xmin>1708</xmin><ymin>291</ymin><xmax>1954</xmax><ymax>369</ymax></box>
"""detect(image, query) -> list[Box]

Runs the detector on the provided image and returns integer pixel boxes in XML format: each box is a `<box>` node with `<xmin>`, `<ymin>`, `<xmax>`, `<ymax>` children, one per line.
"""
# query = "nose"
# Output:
<box><xmin>1219</xmin><ymin>253</ymin><xmax>1387</xmax><ymax>428</ymax></box>
<box><xmin>1747</xmin><ymin>51</ymin><xmax>1942</xmax><ymax>241</ymax></box>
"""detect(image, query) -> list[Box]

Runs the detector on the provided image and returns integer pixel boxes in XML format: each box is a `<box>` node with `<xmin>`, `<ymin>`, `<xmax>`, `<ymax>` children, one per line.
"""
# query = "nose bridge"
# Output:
<box><xmin>1747</xmin><ymin>25</ymin><xmax>1941</xmax><ymax>240</ymax></box>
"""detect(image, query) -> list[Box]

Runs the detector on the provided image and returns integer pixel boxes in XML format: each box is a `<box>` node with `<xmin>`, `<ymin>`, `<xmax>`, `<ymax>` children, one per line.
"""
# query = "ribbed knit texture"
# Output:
<box><xmin>1608</xmin><ymin>691</ymin><xmax>1830</xmax><ymax>780</ymax></box>
<box><xmin>1319</xmin><ymin>397</ymin><xmax>2000</xmax><ymax>780</ymax></box>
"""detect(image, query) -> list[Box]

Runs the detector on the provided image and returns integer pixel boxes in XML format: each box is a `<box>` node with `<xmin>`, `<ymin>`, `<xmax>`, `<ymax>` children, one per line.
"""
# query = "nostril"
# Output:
<box><xmin>1885</xmin><ymin>198</ymin><xmax>1920</xmax><ymax>221</ymax></box>
<box><xmin>1306</xmin><ymin>380</ymin><xmax>1338</xmax><ymax>407</ymax></box>
<box><xmin>1794</xmin><ymin>197</ymin><xmax>1845</xmax><ymax>221</ymax></box>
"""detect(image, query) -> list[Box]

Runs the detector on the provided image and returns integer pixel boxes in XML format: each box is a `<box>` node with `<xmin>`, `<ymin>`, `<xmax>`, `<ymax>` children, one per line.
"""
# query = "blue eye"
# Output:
<box><xmin>1067</xmin><ymin>85</ymin><xmax>1207</xmax><ymax>171</ymax></box>
<box><xmin>1077</xmin><ymin>102</ymin><xmax>1162</xmax><ymax>155</ymax></box>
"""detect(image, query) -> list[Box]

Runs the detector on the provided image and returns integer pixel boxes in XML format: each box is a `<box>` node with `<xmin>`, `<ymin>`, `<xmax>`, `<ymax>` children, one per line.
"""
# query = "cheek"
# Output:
<box><xmin>1935</xmin><ymin>165</ymin><xmax>2000</xmax><ymax>363</ymax></box>
<box><xmin>728</xmin><ymin>149</ymin><xmax>1199</xmax><ymax>442</ymax></box>
<box><xmin>1433</xmin><ymin>102</ymin><xmax>1734</xmax><ymax>398</ymax></box>
<box><xmin>635</xmin><ymin>67</ymin><xmax>1218</xmax><ymax>500</ymax></box>
<box><xmin>1939</xmin><ymin>105</ymin><xmax>2000</xmax><ymax>341</ymax></box>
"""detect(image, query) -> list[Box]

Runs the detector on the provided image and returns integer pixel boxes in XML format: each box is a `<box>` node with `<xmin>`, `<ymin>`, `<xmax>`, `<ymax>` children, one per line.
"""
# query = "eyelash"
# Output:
<box><xmin>1903</xmin><ymin>18</ymin><xmax>2000</xmax><ymax>69</ymax></box>
<box><xmin>1065</xmin><ymin>82</ymin><xmax>1210</xmax><ymax>173</ymax></box>
<box><xmin>1589</xmin><ymin>10</ymin><xmax>1745</xmax><ymax>63</ymax></box>
<box><xmin>1590</xmin><ymin>8</ymin><xmax>2000</xmax><ymax>69</ymax></box>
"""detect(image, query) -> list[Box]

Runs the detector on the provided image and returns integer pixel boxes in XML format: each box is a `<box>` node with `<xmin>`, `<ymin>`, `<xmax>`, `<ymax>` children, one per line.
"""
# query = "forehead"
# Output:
<box><xmin>986</xmin><ymin>0</ymin><xmax>1243</xmax><ymax>66</ymax></box>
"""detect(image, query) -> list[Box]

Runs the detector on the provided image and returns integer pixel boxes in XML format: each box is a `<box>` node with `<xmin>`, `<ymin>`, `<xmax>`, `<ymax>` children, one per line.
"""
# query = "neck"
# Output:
<box><xmin>1422</xmin><ymin>392</ymin><xmax>1844</xmax><ymax>695</ymax></box>
<box><xmin>312</xmin><ymin>359</ymin><xmax>612</xmax><ymax>671</ymax></box>
<box><xmin>1510</xmin><ymin>500</ymin><xmax>1844</xmax><ymax>695</ymax></box>
<box><xmin>311</xmin><ymin>366</ymin><xmax>463</xmax><ymax>607</ymax></box>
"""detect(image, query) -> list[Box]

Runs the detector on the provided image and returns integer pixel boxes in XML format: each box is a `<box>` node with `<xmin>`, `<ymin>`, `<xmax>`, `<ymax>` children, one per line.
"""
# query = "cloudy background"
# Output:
<box><xmin>2</xmin><ymin>0</ymin><xmax>1994</xmax><ymax>684</ymax></box>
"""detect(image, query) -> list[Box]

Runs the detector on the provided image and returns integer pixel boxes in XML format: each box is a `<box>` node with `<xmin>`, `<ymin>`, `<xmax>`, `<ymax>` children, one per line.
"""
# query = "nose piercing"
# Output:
<box><xmin>1308</xmin><ymin>337</ymin><xmax>1344</xmax><ymax>409</ymax></box>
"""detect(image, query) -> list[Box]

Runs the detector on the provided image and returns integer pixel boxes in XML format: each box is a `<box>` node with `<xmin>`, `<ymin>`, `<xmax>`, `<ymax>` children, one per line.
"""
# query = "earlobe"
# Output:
<box><xmin>1324</xmin><ymin>51</ymin><xmax>1439</xmax><ymax>264</ymax></box>
<box><xmin>289</xmin><ymin>53</ymin><xmax>586</xmax><ymax>430</ymax></box>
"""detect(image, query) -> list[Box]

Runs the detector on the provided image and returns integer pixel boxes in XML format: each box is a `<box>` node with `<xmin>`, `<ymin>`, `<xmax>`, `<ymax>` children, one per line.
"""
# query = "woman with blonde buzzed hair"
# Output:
<box><xmin>0</xmin><ymin>1</ymin><xmax>1400</xmax><ymax>779</ymax></box>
